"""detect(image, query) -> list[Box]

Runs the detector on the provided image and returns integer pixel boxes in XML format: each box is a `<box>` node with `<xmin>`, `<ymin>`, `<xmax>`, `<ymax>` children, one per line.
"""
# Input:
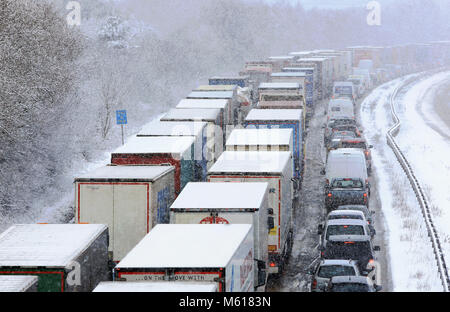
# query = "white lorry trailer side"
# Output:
<box><xmin>114</xmin><ymin>224</ymin><xmax>254</xmax><ymax>292</ymax></box>
<box><xmin>170</xmin><ymin>182</ymin><xmax>269</xmax><ymax>290</ymax></box>
<box><xmin>93</xmin><ymin>281</ymin><xmax>217</xmax><ymax>292</ymax></box>
<box><xmin>75</xmin><ymin>165</ymin><xmax>175</xmax><ymax>262</ymax></box>
<box><xmin>207</xmin><ymin>151</ymin><xmax>293</xmax><ymax>274</ymax></box>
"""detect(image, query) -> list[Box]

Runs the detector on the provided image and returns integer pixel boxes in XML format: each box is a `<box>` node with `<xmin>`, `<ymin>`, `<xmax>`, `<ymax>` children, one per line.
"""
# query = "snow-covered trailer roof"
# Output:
<box><xmin>176</xmin><ymin>99</ymin><xmax>229</xmax><ymax>110</ymax></box>
<box><xmin>137</xmin><ymin>120</ymin><xmax>207</xmax><ymax>137</ymax></box>
<box><xmin>75</xmin><ymin>165</ymin><xmax>174</xmax><ymax>182</ymax></box>
<box><xmin>113</xmin><ymin>136</ymin><xmax>195</xmax><ymax>155</ymax></box>
<box><xmin>259</xmin><ymin>82</ymin><xmax>300</xmax><ymax>90</ymax></box>
<box><xmin>195</xmin><ymin>85</ymin><xmax>237</xmax><ymax>91</ymax></box>
<box><xmin>161</xmin><ymin>108</ymin><xmax>221</xmax><ymax>122</ymax></box>
<box><xmin>208</xmin><ymin>151</ymin><xmax>291</xmax><ymax>174</ymax></box>
<box><xmin>187</xmin><ymin>91</ymin><xmax>234</xmax><ymax>99</ymax></box>
<box><xmin>271</xmin><ymin>72</ymin><xmax>307</xmax><ymax>77</ymax></box>
<box><xmin>226</xmin><ymin>129</ymin><xmax>293</xmax><ymax>146</ymax></box>
<box><xmin>0</xmin><ymin>276</ymin><xmax>38</xmax><ymax>292</ymax></box>
<box><xmin>0</xmin><ymin>224</ymin><xmax>107</xmax><ymax>267</ymax></box>
<box><xmin>283</xmin><ymin>67</ymin><xmax>315</xmax><ymax>71</ymax></box>
<box><xmin>289</xmin><ymin>51</ymin><xmax>313</xmax><ymax>56</ymax></box>
<box><xmin>245</xmin><ymin>109</ymin><xmax>303</xmax><ymax>121</ymax></box>
<box><xmin>93</xmin><ymin>281</ymin><xmax>217</xmax><ymax>292</ymax></box>
<box><xmin>268</xmin><ymin>56</ymin><xmax>296</xmax><ymax>60</ymax></box>
<box><xmin>170</xmin><ymin>182</ymin><xmax>268</xmax><ymax>210</ymax></box>
<box><xmin>116</xmin><ymin>224</ymin><xmax>252</xmax><ymax>268</ymax></box>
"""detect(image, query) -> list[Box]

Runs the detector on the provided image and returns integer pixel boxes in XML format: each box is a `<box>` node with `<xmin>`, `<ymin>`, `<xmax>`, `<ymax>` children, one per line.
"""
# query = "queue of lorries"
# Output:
<box><xmin>0</xmin><ymin>43</ymin><xmax>449</xmax><ymax>292</ymax></box>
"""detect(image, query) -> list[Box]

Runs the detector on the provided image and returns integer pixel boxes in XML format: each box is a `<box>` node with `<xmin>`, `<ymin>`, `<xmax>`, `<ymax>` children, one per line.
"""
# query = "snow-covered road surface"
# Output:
<box><xmin>360</xmin><ymin>73</ymin><xmax>445</xmax><ymax>291</ymax></box>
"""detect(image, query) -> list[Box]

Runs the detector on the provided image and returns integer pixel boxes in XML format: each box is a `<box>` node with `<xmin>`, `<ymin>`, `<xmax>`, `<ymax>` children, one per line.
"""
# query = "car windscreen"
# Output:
<box><xmin>331</xmin><ymin>283</ymin><xmax>369</xmax><ymax>292</ymax></box>
<box><xmin>330</xmin><ymin>107</ymin><xmax>341</xmax><ymax>112</ymax></box>
<box><xmin>326</xmin><ymin>225</ymin><xmax>365</xmax><ymax>239</ymax></box>
<box><xmin>318</xmin><ymin>265</ymin><xmax>356</xmax><ymax>278</ymax></box>
<box><xmin>329</xmin><ymin>120</ymin><xmax>356</xmax><ymax>127</ymax></box>
<box><xmin>324</xmin><ymin>241</ymin><xmax>372</xmax><ymax>260</ymax></box>
<box><xmin>341</xmin><ymin>142</ymin><xmax>367</xmax><ymax>149</ymax></box>
<box><xmin>328</xmin><ymin>214</ymin><xmax>363</xmax><ymax>221</ymax></box>
<box><xmin>331</xmin><ymin>179</ymin><xmax>363</xmax><ymax>188</ymax></box>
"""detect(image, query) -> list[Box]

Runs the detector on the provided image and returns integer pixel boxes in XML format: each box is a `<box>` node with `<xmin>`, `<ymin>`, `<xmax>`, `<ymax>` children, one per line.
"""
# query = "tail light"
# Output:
<box><xmin>269</xmin><ymin>262</ymin><xmax>276</xmax><ymax>267</ymax></box>
<box><xmin>312</xmin><ymin>279</ymin><xmax>318</xmax><ymax>290</ymax></box>
<box><xmin>328</xmin><ymin>193</ymin><xmax>332</xmax><ymax>197</ymax></box>
<box><xmin>365</xmin><ymin>150</ymin><xmax>369</xmax><ymax>156</ymax></box>
<box><xmin>321</xmin><ymin>251</ymin><xmax>324</xmax><ymax>257</ymax></box>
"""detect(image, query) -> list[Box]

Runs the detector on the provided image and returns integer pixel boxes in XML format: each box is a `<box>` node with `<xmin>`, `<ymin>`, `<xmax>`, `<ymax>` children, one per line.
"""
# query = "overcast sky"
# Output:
<box><xmin>264</xmin><ymin>0</ymin><xmax>397</xmax><ymax>9</ymax></box>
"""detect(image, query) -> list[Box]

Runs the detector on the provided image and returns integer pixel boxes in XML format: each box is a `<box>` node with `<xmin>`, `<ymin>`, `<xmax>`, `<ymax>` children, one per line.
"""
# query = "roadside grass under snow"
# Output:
<box><xmin>360</xmin><ymin>75</ymin><xmax>443</xmax><ymax>291</ymax></box>
<box><xmin>395</xmin><ymin>71</ymin><xmax>450</xmax><ymax>274</ymax></box>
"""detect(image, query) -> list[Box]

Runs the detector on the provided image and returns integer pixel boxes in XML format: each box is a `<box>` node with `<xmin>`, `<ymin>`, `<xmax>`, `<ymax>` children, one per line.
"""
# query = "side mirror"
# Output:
<box><xmin>370</xmin><ymin>226</ymin><xmax>376</xmax><ymax>237</ymax></box>
<box><xmin>320</xmin><ymin>168</ymin><xmax>326</xmax><ymax>175</ymax></box>
<box><xmin>373</xmin><ymin>245</ymin><xmax>381</xmax><ymax>251</ymax></box>
<box><xmin>322</xmin><ymin>124</ymin><xmax>326</xmax><ymax>129</ymax></box>
<box><xmin>268</xmin><ymin>208</ymin><xmax>274</xmax><ymax>215</ymax></box>
<box><xmin>375</xmin><ymin>285</ymin><xmax>383</xmax><ymax>292</ymax></box>
<box><xmin>369</xmin><ymin>145</ymin><xmax>373</xmax><ymax>149</ymax></box>
<box><xmin>371</xmin><ymin>210</ymin><xmax>376</xmax><ymax>215</ymax></box>
<box><xmin>318</xmin><ymin>224</ymin><xmax>324</xmax><ymax>235</ymax></box>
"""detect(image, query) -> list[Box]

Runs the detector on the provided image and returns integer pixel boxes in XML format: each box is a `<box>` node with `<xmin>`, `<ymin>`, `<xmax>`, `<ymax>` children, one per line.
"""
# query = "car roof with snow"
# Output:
<box><xmin>245</xmin><ymin>109</ymin><xmax>303</xmax><ymax>121</ymax></box>
<box><xmin>93</xmin><ymin>281</ymin><xmax>217</xmax><ymax>292</ymax></box>
<box><xmin>137</xmin><ymin>120</ymin><xmax>206</xmax><ymax>137</ymax></box>
<box><xmin>0</xmin><ymin>224</ymin><xmax>107</xmax><ymax>267</ymax></box>
<box><xmin>319</xmin><ymin>259</ymin><xmax>358</xmax><ymax>266</ymax></box>
<box><xmin>328</xmin><ymin>210</ymin><xmax>366</xmax><ymax>218</ymax></box>
<box><xmin>112</xmin><ymin>136</ymin><xmax>195</xmax><ymax>155</ymax></box>
<box><xmin>176</xmin><ymin>99</ymin><xmax>229</xmax><ymax>110</ymax></box>
<box><xmin>170</xmin><ymin>182</ymin><xmax>268</xmax><ymax>210</ymax></box>
<box><xmin>116</xmin><ymin>224</ymin><xmax>252</xmax><ymax>268</ymax></box>
<box><xmin>161</xmin><ymin>108</ymin><xmax>221</xmax><ymax>122</ymax></box>
<box><xmin>226</xmin><ymin>128</ymin><xmax>293</xmax><ymax>146</ymax></box>
<box><xmin>208</xmin><ymin>151</ymin><xmax>291</xmax><ymax>174</ymax></box>
<box><xmin>326</xmin><ymin>219</ymin><xmax>367</xmax><ymax>226</ymax></box>
<box><xmin>75</xmin><ymin>165</ymin><xmax>174</xmax><ymax>182</ymax></box>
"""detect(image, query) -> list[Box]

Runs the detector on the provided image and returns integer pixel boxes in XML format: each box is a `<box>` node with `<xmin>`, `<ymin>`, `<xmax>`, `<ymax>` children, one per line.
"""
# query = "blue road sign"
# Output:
<box><xmin>116</xmin><ymin>110</ymin><xmax>127</xmax><ymax>125</ymax></box>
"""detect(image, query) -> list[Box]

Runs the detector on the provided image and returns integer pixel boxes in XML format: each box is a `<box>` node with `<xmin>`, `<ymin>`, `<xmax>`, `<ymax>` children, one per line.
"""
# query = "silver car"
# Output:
<box><xmin>310</xmin><ymin>259</ymin><xmax>361</xmax><ymax>292</ymax></box>
<box><xmin>337</xmin><ymin>204</ymin><xmax>375</xmax><ymax>226</ymax></box>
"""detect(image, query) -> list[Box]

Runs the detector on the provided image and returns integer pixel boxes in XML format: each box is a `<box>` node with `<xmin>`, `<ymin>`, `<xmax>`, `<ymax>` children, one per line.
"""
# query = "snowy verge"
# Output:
<box><xmin>395</xmin><ymin>71</ymin><xmax>450</xmax><ymax>276</ymax></box>
<box><xmin>360</xmin><ymin>75</ymin><xmax>443</xmax><ymax>291</ymax></box>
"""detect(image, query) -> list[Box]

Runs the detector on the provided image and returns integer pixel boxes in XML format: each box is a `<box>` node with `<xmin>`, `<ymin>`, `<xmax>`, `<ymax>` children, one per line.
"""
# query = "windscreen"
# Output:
<box><xmin>324</xmin><ymin>241</ymin><xmax>372</xmax><ymax>260</ymax></box>
<box><xmin>317</xmin><ymin>265</ymin><xmax>356</xmax><ymax>278</ymax></box>
<box><xmin>326</xmin><ymin>225</ymin><xmax>365</xmax><ymax>239</ymax></box>
<box><xmin>328</xmin><ymin>214</ymin><xmax>363</xmax><ymax>221</ymax></box>
<box><xmin>331</xmin><ymin>179</ymin><xmax>364</xmax><ymax>188</ymax></box>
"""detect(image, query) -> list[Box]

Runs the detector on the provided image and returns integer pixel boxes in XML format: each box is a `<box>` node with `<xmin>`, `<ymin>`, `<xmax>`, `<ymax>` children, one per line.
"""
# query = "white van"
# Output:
<box><xmin>325</xmin><ymin>148</ymin><xmax>368</xmax><ymax>187</ymax></box>
<box><xmin>327</xmin><ymin>98</ymin><xmax>355</xmax><ymax>120</ymax></box>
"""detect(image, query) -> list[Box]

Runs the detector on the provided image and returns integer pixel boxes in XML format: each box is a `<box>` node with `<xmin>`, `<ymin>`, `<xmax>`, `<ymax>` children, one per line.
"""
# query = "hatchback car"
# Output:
<box><xmin>337</xmin><ymin>205</ymin><xmax>375</xmax><ymax>226</ymax></box>
<box><xmin>310</xmin><ymin>259</ymin><xmax>361</xmax><ymax>292</ymax></box>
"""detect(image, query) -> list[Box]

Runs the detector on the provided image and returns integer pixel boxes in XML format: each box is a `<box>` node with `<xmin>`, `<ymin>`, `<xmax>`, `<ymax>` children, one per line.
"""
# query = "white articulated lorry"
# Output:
<box><xmin>169</xmin><ymin>182</ymin><xmax>270</xmax><ymax>291</ymax></box>
<box><xmin>114</xmin><ymin>224</ymin><xmax>255</xmax><ymax>292</ymax></box>
<box><xmin>74</xmin><ymin>165</ymin><xmax>175</xmax><ymax>262</ymax></box>
<box><xmin>207</xmin><ymin>151</ymin><xmax>293</xmax><ymax>274</ymax></box>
